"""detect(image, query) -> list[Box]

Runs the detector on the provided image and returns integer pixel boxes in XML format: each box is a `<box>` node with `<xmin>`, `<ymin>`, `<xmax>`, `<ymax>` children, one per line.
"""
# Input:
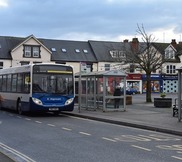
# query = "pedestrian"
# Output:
<box><xmin>113</xmin><ymin>86</ymin><xmax>121</xmax><ymax>108</ymax></box>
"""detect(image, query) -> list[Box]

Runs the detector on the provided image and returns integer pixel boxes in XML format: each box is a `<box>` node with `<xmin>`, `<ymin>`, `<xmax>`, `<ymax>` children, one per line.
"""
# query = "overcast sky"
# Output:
<box><xmin>0</xmin><ymin>0</ymin><xmax>182</xmax><ymax>43</ymax></box>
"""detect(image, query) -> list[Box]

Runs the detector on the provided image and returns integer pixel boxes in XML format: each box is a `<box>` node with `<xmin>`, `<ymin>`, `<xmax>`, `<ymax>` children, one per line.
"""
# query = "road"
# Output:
<box><xmin>0</xmin><ymin>108</ymin><xmax>182</xmax><ymax>162</ymax></box>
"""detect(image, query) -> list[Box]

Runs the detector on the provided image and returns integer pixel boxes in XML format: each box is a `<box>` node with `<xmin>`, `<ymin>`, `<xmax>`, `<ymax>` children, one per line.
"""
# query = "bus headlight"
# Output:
<box><xmin>65</xmin><ymin>98</ymin><xmax>74</xmax><ymax>105</ymax></box>
<box><xmin>32</xmin><ymin>97</ymin><xmax>43</xmax><ymax>105</ymax></box>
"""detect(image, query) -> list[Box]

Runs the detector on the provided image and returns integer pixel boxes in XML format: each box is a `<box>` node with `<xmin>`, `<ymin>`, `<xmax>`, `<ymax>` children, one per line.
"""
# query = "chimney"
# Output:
<box><xmin>123</xmin><ymin>39</ymin><xmax>128</xmax><ymax>43</ymax></box>
<box><xmin>171</xmin><ymin>39</ymin><xmax>177</xmax><ymax>48</ymax></box>
<box><xmin>179</xmin><ymin>41</ymin><xmax>182</xmax><ymax>45</ymax></box>
<box><xmin>131</xmin><ymin>38</ymin><xmax>139</xmax><ymax>52</ymax></box>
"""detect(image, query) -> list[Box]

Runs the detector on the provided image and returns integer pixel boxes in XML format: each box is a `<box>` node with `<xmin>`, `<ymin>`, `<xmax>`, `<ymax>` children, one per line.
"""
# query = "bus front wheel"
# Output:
<box><xmin>17</xmin><ymin>101</ymin><xmax>23</xmax><ymax>115</ymax></box>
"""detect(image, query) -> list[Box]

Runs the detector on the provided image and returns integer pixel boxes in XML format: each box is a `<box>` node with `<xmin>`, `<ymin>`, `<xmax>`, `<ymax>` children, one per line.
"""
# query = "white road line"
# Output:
<box><xmin>79</xmin><ymin>132</ymin><xmax>91</xmax><ymax>136</ymax></box>
<box><xmin>172</xmin><ymin>156</ymin><xmax>182</xmax><ymax>160</ymax></box>
<box><xmin>0</xmin><ymin>142</ymin><xmax>36</xmax><ymax>162</ymax></box>
<box><xmin>47</xmin><ymin>124</ymin><xmax>55</xmax><ymax>127</ymax></box>
<box><xmin>102</xmin><ymin>137</ymin><xmax>117</xmax><ymax>142</ymax></box>
<box><xmin>25</xmin><ymin>118</ymin><xmax>31</xmax><ymax>121</ymax></box>
<box><xmin>62</xmin><ymin>127</ymin><xmax>72</xmax><ymax>131</ymax></box>
<box><xmin>17</xmin><ymin>116</ymin><xmax>22</xmax><ymax>119</ymax></box>
<box><xmin>35</xmin><ymin>121</ymin><xmax>42</xmax><ymax>124</ymax></box>
<box><xmin>131</xmin><ymin>145</ymin><xmax>151</xmax><ymax>151</ymax></box>
<box><xmin>177</xmin><ymin>151</ymin><xmax>182</xmax><ymax>154</ymax></box>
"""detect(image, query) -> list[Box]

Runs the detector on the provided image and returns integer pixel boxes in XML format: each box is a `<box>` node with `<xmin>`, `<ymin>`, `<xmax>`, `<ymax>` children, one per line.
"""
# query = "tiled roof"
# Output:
<box><xmin>39</xmin><ymin>38</ymin><xmax>97</xmax><ymax>62</ymax></box>
<box><xmin>89</xmin><ymin>40</ymin><xmax>125</xmax><ymax>62</ymax></box>
<box><xmin>0</xmin><ymin>36</ymin><xmax>25</xmax><ymax>59</ymax></box>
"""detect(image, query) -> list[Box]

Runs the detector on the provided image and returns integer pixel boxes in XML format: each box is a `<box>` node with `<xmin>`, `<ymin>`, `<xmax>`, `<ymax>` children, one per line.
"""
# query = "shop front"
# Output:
<box><xmin>161</xmin><ymin>74</ymin><xmax>178</xmax><ymax>93</ymax></box>
<box><xmin>142</xmin><ymin>74</ymin><xmax>163</xmax><ymax>93</ymax></box>
<box><xmin>126</xmin><ymin>73</ymin><xmax>142</xmax><ymax>94</ymax></box>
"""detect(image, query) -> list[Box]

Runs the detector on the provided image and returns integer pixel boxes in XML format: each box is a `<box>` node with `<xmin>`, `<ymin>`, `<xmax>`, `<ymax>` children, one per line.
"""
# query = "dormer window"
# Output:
<box><xmin>110</xmin><ymin>50</ymin><xmax>126</xmax><ymax>59</ymax></box>
<box><xmin>33</xmin><ymin>46</ymin><xmax>40</xmax><ymax>57</ymax></box>
<box><xmin>165</xmin><ymin>48</ymin><xmax>175</xmax><ymax>59</ymax></box>
<box><xmin>24</xmin><ymin>46</ymin><xmax>31</xmax><ymax>57</ymax></box>
<box><xmin>118</xmin><ymin>51</ymin><xmax>126</xmax><ymax>58</ymax></box>
<box><xmin>23</xmin><ymin>45</ymin><xmax>40</xmax><ymax>58</ymax></box>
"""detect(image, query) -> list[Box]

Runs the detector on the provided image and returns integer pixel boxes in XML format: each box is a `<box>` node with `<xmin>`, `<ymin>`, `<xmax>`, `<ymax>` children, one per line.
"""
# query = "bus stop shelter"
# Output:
<box><xmin>75</xmin><ymin>70</ymin><xmax>126</xmax><ymax>112</ymax></box>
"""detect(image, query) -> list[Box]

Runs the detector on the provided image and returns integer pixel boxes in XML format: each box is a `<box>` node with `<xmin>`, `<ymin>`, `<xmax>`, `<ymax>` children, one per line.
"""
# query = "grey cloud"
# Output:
<box><xmin>0</xmin><ymin>0</ymin><xmax>182</xmax><ymax>40</ymax></box>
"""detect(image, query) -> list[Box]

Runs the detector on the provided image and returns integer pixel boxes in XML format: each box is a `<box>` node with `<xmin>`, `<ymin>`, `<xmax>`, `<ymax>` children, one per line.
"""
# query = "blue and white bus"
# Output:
<box><xmin>0</xmin><ymin>63</ymin><xmax>75</xmax><ymax>114</ymax></box>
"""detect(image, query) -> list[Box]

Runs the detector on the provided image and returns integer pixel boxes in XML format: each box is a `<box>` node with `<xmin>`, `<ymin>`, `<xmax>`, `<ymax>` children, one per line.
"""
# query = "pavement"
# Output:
<box><xmin>63</xmin><ymin>93</ymin><xmax>182</xmax><ymax>136</ymax></box>
<box><xmin>1</xmin><ymin>93</ymin><xmax>182</xmax><ymax>162</ymax></box>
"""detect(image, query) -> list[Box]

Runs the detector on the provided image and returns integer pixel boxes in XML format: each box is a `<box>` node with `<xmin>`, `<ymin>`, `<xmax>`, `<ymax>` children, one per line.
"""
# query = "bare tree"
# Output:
<box><xmin>127</xmin><ymin>24</ymin><xmax>166</xmax><ymax>102</ymax></box>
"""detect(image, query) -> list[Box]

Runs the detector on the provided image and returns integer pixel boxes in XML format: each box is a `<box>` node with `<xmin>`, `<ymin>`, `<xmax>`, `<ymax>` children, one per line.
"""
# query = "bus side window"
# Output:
<box><xmin>24</xmin><ymin>73</ymin><xmax>30</xmax><ymax>93</ymax></box>
<box><xmin>0</xmin><ymin>75</ymin><xmax>2</xmax><ymax>91</ymax></box>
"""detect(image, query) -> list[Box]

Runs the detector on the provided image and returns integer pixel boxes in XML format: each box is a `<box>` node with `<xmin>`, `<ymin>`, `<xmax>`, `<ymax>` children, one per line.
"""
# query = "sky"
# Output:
<box><xmin>0</xmin><ymin>0</ymin><xmax>182</xmax><ymax>43</ymax></box>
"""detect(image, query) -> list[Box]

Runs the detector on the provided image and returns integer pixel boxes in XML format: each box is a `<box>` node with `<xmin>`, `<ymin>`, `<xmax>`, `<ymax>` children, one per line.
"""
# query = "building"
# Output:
<box><xmin>1</xmin><ymin>35</ymin><xmax>182</xmax><ymax>93</ymax></box>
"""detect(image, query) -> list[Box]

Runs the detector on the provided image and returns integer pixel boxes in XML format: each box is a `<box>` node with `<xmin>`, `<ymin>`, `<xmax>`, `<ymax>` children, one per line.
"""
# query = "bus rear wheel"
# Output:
<box><xmin>17</xmin><ymin>101</ymin><xmax>23</xmax><ymax>115</ymax></box>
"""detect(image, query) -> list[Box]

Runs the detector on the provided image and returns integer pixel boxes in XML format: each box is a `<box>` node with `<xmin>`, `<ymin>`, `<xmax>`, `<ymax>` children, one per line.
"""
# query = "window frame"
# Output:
<box><xmin>166</xmin><ymin>65</ymin><xmax>176</xmax><ymax>74</ymax></box>
<box><xmin>104</xmin><ymin>64</ymin><xmax>110</xmax><ymax>71</ymax></box>
<box><xmin>23</xmin><ymin>45</ymin><xmax>41</xmax><ymax>58</ymax></box>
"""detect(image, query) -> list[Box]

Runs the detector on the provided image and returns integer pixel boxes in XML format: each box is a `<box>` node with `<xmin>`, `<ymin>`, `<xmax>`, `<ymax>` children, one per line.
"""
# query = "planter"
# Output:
<box><xmin>126</xmin><ymin>95</ymin><xmax>132</xmax><ymax>105</ymax></box>
<box><xmin>154</xmin><ymin>98</ymin><xmax>172</xmax><ymax>108</ymax></box>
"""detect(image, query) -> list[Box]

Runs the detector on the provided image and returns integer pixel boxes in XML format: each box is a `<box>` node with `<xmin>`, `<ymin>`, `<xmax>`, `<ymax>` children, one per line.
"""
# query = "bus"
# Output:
<box><xmin>0</xmin><ymin>63</ymin><xmax>75</xmax><ymax>115</ymax></box>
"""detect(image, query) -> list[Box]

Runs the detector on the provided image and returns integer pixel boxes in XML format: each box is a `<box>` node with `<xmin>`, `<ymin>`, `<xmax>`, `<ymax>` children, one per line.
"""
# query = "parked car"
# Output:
<box><xmin>126</xmin><ymin>87</ymin><xmax>138</xmax><ymax>95</ymax></box>
<box><xmin>121</xmin><ymin>87</ymin><xmax>139</xmax><ymax>95</ymax></box>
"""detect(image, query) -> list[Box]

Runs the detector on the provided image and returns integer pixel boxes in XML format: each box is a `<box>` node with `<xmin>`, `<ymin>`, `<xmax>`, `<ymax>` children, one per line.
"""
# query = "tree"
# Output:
<box><xmin>126</xmin><ymin>24</ymin><xmax>166</xmax><ymax>102</ymax></box>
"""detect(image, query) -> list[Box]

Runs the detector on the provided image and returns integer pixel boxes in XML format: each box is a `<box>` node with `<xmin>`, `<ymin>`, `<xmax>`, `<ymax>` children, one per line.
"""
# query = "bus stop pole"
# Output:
<box><xmin>178</xmin><ymin>71</ymin><xmax>181</xmax><ymax>122</ymax></box>
<box><xmin>78</xmin><ymin>63</ymin><xmax>81</xmax><ymax>113</ymax></box>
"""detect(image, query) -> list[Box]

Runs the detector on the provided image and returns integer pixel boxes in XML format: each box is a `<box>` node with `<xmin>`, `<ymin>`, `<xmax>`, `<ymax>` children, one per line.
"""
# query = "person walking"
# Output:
<box><xmin>113</xmin><ymin>86</ymin><xmax>121</xmax><ymax>108</ymax></box>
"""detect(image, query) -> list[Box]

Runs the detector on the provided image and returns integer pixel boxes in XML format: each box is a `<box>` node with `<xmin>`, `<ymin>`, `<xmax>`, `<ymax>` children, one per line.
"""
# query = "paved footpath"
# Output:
<box><xmin>63</xmin><ymin>93</ymin><xmax>182</xmax><ymax>136</ymax></box>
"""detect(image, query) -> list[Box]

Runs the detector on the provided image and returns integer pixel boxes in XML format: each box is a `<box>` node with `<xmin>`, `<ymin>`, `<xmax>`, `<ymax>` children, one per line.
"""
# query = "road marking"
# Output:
<box><xmin>138</xmin><ymin>134</ymin><xmax>181</xmax><ymax>141</ymax></box>
<box><xmin>17</xmin><ymin>116</ymin><xmax>22</xmax><ymax>119</ymax></box>
<box><xmin>62</xmin><ymin>127</ymin><xmax>72</xmax><ymax>131</ymax></box>
<box><xmin>79</xmin><ymin>132</ymin><xmax>91</xmax><ymax>136</ymax></box>
<box><xmin>0</xmin><ymin>142</ymin><xmax>36</xmax><ymax>162</ymax></box>
<box><xmin>172</xmin><ymin>156</ymin><xmax>182</xmax><ymax>160</ymax></box>
<box><xmin>157</xmin><ymin>145</ymin><xmax>182</xmax><ymax>151</ymax></box>
<box><xmin>47</xmin><ymin>124</ymin><xmax>55</xmax><ymax>127</ymax></box>
<box><xmin>131</xmin><ymin>145</ymin><xmax>151</xmax><ymax>151</ymax></box>
<box><xmin>25</xmin><ymin>118</ymin><xmax>31</xmax><ymax>121</ymax></box>
<box><xmin>35</xmin><ymin>121</ymin><xmax>42</xmax><ymax>124</ymax></box>
<box><xmin>102</xmin><ymin>137</ymin><xmax>117</xmax><ymax>142</ymax></box>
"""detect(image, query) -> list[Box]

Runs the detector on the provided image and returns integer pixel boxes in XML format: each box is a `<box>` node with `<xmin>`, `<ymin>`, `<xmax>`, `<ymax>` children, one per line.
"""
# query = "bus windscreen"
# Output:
<box><xmin>33</xmin><ymin>65</ymin><xmax>73</xmax><ymax>95</ymax></box>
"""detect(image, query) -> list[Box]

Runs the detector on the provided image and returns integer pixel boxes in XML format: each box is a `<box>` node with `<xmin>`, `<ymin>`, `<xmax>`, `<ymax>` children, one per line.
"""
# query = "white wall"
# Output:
<box><xmin>11</xmin><ymin>37</ymin><xmax>52</xmax><ymax>67</ymax></box>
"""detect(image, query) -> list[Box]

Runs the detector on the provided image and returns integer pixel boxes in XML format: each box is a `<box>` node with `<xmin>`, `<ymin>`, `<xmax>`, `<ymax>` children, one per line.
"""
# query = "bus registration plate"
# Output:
<box><xmin>49</xmin><ymin>108</ymin><xmax>59</xmax><ymax>111</ymax></box>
